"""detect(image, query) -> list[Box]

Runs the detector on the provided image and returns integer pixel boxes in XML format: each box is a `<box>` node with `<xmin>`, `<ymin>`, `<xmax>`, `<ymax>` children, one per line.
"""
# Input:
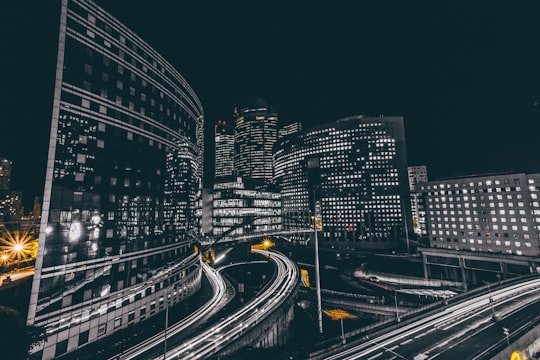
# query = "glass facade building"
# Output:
<box><xmin>273</xmin><ymin>115</ymin><xmax>412</xmax><ymax>251</ymax></box>
<box><xmin>233</xmin><ymin>96</ymin><xmax>278</xmax><ymax>183</ymax></box>
<box><xmin>214</xmin><ymin>119</ymin><xmax>235</xmax><ymax>179</ymax></box>
<box><xmin>212</xmin><ymin>178</ymin><xmax>282</xmax><ymax>242</ymax></box>
<box><xmin>28</xmin><ymin>1</ymin><xmax>204</xmax><ymax>358</ymax></box>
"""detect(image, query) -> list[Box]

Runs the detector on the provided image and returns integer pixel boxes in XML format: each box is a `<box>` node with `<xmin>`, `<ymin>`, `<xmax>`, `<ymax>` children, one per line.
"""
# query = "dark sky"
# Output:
<box><xmin>2</xmin><ymin>1</ymin><xmax>540</xmax><ymax>209</ymax></box>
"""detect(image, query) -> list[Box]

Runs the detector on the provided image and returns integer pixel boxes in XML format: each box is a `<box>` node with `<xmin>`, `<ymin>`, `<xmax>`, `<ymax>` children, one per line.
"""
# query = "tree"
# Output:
<box><xmin>0</xmin><ymin>306</ymin><xmax>46</xmax><ymax>360</ymax></box>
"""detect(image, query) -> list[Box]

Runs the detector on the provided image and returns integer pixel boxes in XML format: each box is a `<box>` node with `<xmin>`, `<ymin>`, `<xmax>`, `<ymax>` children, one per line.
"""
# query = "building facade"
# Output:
<box><xmin>28</xmin><ymin>1</ymin><xmax>204</xmax><ymax>358</ymax></box>
<box><xmin>214</xmin><ymin>119</ymin><xmax>235</xmax><ymax>179</ymax></box>
<box><xmin>418</xmin><ymin>173</ymin><xmax>540</xmax><ymax>289</ymax></box>
<box><xmin>0</xmin><ymin>191</ymin><xmax>23</xmax><ymax>223</ymax></box>
<box><xmin>0</xmin><ymin>158</ymin><xmax>12</xmax><ymax>191</ymax></box>
<box><xmin>233</xmin><ymin>96</ymin><xmax>278</xmax><ymax>183</ymax></box>
<box><xmin>273</xmin><ymin>115</ymin><xmax>412</xmax><ymax>251</ymax></box>
<box><xmin>408</xmin><ymin>165</ymin><xmax>428</xmax><ymax>236</ymax></box>
<box><xmin>212</xmin><ymin>178</ymin><xmax>282</xmax><ymax>242</ymax></box>
<box><xmin>278</xmin><ymin>121</ymin><xmax>302</xmax><ymax>139</ymax></box>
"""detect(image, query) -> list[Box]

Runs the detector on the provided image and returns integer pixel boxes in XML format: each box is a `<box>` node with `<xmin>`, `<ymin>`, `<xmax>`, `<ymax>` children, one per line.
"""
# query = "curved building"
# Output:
<box><xmin>273</xmin><ymin>115</ymin><xmax>412</xmax><ymax>251</ymax></box>
<box><xmin>28</xmin><ymin>1</ymin><xmax>204</xmax><ymax>358</ymax></box>
<box><xmin>233</xmin><ymin>96</ymin><xmax>278</xmax><ymax>183</ymax></box>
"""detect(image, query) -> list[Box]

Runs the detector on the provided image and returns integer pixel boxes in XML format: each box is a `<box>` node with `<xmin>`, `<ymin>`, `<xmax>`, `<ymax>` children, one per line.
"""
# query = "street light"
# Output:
<box><xmin>323</xmin><ymin>309</ymin><xmax>353</xmax><ymax>345</ymax></box>
<box><xmin>487</xmin><ymin>281</ymin><xmax>496</xmax><ymax>320</ymax></box>
<box><xmin>394</xmin><ymin>290</ymin><xmax>401</xmax><ymax>323</ymax></box>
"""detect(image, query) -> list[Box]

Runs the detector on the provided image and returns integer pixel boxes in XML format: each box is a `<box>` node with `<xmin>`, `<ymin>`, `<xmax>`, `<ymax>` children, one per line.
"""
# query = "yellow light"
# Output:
<box><xmin>0</xmin><ymin>224</ymin><xmax>37</xmax><ymax>266</ymax></box>
<box><xmin>323</xmin><ymin>309</ymin><xmax>353</xmax><ymax>321</ymax></box>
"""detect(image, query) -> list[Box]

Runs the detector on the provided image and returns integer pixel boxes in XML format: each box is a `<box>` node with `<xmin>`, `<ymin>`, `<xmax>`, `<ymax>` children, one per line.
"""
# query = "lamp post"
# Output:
<box><xmin>323</xmin><ymin>309</ymin><xmax>351</xmax><ymax>345</ymax></box>
<box><xmin>313</xmin><ymin>191</ymin><xmax>323</xmax><ymax>335</ymax></box>
<box><xmin>163</xmin><ymin>289</ymin><xmax>169</xmax><ymax>360</ymax></box>
<box><xmin>487</xmin><ymin>282</ymin><xmax>496</xmax><ymax>319</ymax></box>
<box><xmin>394</xmin><ymin>290</ymin><xmax>400</xmax><ymax>323</ymax></box>
<box><xmin>307</xmin><ymin>156</ymin><xmax>323</xmax><ymax>336</ymax></box>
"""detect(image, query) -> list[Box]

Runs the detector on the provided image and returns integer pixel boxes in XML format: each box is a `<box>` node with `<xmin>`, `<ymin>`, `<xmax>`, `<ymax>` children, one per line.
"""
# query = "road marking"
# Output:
<box><xmin>368</xmin><ymin>352</ymin><xmax>383</xmax><ymax>360</ymax></box>
<box><xmin>400</xmin><ymin>339</ymin><xmax>414</xmax><ymax>345</ymax></box>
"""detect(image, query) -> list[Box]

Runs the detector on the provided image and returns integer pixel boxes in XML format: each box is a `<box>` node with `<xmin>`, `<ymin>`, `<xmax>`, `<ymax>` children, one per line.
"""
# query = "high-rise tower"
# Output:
<box><xmin>214</xmin><ymin>119</ymin><xmax>235</xmax><ymax>179</ymax></box>
<box><xmin>233</xmin><ymin>96</ymin><xmax>278</xmax><ymax>183</ymax></box>
<box><xmin>0</xmin><ymin>158</ymin><xmax>12</xmax><ymax>191</ymax></box>
<box><xmin>274</xmin><ymin>115</ymin><xmax>412</xmax><ymax>251</ymax></box>
<box><xmin>28</xmin><ymin>1</ymin><xmax>204</xmax><ymax>358</ymax></box>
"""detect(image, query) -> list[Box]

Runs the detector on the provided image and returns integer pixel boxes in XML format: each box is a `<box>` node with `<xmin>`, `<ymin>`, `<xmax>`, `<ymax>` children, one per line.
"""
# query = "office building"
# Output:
<box><xmin>233</xmin><ymin>96</ymin><xmax>278</xmax><ymax>183</ymax></box>
<box><xmin>214</xmin><ymin>119</ymin><xmax>235</xmax><ymax>179</ymax></box>
<box><xmin>278</xmin><ymin>121</ymin><xmax>302</xmax><ymax>139</ymax></box>
<box><xmin>408</xmin><ymin>165</ymin><xmax>428</xmax><ymax>235</ymax></box>
<box><xmin>212</xmin><ymin>178</ymin><xmax>281</xmax><ymax>242</ymax></box>
<box><xmin>0</xmin><ymin>158</ymin><xmax>12</xmax><ymax>191</ymax></box>
<box><xmin>273</xmin><ymin>115</ymin><xmax>412</xmax><ymax>251</ymax></box>
<box><xmin>28</xmin><ymin>1</ymin><xmax>204</xmax><ymax>358</ymax></box>
<box><xmin>418</xmin><ymin>173</ymin><xmax>540</xmax><ymax>289</ymax></box>
<box><xmin>0</xmin><ymin>191</ymin><xmax>23</xmax><ymax>223</ymax></box>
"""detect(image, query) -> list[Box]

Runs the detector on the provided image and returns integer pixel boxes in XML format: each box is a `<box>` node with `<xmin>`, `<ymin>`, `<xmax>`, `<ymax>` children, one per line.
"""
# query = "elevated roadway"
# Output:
<box><xmin>309</xmin><ymin>275</ymin><xmax>540</xmax><ymax>360</ymax></box>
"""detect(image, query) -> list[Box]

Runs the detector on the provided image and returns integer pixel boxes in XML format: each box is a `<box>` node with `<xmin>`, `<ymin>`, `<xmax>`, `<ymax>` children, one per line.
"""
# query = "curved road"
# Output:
<box><xmin>164</xmin><ymin>249</ymin><xmax>298</xmax><ymax>360</ymax></box>
<box><xmin>109</xmin><ymin>261</ymin><xmax>229</xmax><ymax>360</ymax></box>
<box><xmin>317</xmin><ymin>277</ymin><xmax>540</xmax><ymax>360</ymax></box>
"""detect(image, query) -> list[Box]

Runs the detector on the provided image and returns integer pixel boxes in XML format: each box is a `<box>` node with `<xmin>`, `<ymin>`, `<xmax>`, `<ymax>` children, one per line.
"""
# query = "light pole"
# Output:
<box><xmin>313</xmin><ymin>191</ymin><xmax>323</xmax><ymax>335</ymax></box>
<box><xmin>307</xmin><ymin>156</ymin><xmax>323</xmax><ymax>336</ymax></box>
<box><xmin>340</xmin><ymin>316</ymin><xmax>346</xmax><ymax>344</ymax></box>
<box><xmin>487</xmin><ymin>282</ymin><xmax>496</xmax><ymax>319</ymax></box>
<box><xmin>394</xmin><ymin>290</ymin><xmax>400</xmax><ymax>323</ymax></box>
<box><xmin>163</xmin><ymin>289</ymin><xmax>169</xmax><ymax>360</ymax></box>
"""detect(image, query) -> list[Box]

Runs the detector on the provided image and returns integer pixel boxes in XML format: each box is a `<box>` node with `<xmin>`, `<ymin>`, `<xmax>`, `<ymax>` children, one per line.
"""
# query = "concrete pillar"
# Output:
<box><xmin>501</xmin><ymin>262</ymin><xmax>508</xmax><ymax>279</ymax></box>
<box><xmin>422</xmin><ymin>253</ymin><xmax>429</xmax><ymax>279</ymax></box>
<box><xmin>459</xmin><ymin>257</ymin><xmax>468</xmax><ymax>291</ymax></box>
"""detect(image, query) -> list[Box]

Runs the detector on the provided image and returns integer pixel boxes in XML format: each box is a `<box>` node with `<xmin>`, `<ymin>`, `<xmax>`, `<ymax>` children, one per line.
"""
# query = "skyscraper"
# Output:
<box><xmin>233</xmin><ymin>96</ymin><xmax>278</xmax><ymax>183</ymax></box>
<box><xmin>278</xmin><ymin>121</ymin><xmax>302</xmax><ymax>139</ymax></box>
<box><xmin>214</xmin><ymin>119</ymin><xmax>235</xmax><ymax>179</ymax></box>
<box><xmin>274</xmin><ymin>115</ymin><xmax>412</xmax><ymax>251</ymax></box>
<box><xmin>28</xmin><ymin>1</ymin><xmax>204</xmax><ymax>358</ymax></box>
<box><xmin>0</xmin><ymin>158</ymin><xmax>12</xmax><ymax>191</ymax></box>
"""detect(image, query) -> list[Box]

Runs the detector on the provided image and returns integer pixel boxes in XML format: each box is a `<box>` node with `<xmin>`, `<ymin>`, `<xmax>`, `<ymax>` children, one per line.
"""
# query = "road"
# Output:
<box><xmin>109</xmin><ymin>261</ymin><xmax>230</xmax><ymax>360</ymax></box>
<box><xmin>313</xmin><ymin>277</ymin><xmax>540</xmax><ymax>360</ymax></box>
<box><xmin>162</xmin><ymin>248</ymin><xmax>298</xmax><ymax>360</ymax></box>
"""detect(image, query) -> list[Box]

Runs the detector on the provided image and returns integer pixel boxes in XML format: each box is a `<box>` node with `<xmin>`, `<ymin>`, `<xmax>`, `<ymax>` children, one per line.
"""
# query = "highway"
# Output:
<box><xmin>109</xmin><ymin>261</ymin><xmax>229</xmax><ymax>360</ymax></box>
<box><xmin>315</xmin><ymin>277</ymin><xmax>540</xmax><ymax>360</ymax></box>
<box><xmin>162</xmin><ymin>249</ymin><xmax>298</xmax><ymax>360</ymax></box>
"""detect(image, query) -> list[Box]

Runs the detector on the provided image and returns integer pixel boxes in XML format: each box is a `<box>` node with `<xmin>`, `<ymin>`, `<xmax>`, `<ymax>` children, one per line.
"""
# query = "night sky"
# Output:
<box><xmin>2</xmin><ymin>1</ymin><xmax>540</xmax><ymax>210</ymax></box>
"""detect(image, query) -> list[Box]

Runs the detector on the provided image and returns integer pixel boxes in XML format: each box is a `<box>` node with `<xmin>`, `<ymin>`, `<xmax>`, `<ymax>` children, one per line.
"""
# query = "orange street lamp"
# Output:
<box><xmin>323</xmin><ymin>309</ymin><xmax>353</xmax><ymax>344</ymax></box>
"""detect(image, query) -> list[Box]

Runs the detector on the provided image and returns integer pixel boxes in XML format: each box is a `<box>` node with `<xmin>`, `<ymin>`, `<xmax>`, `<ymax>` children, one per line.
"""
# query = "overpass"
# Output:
<box><xmin>201</xmin><ymin>229</ymin><xmax>312</xmax><ymax>246</ymax></box>
<box><xmin>162</xmin><ymin>249</ymin><xmax>300</xmax><ymax>359</ymax></box>
<box><xmin>308</xmin><ymin>274</ymin><xmax>540</xmax><ymax>359</ymax></box>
